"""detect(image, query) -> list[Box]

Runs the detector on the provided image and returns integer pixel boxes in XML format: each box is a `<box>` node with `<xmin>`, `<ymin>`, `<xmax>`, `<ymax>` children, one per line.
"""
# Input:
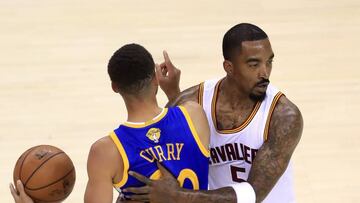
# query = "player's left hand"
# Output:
<box><xmin>124</xmin><ymin>162</ymin><xmax>182</xmax><ymax>203</ymax></box>
<box><xmin>10</xmin><ymin>180</ymin><xmax>34</xmax><ymax>203</ymax></box>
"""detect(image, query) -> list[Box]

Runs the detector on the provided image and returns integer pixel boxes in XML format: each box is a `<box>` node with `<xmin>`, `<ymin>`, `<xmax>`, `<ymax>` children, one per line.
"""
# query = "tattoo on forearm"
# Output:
<box><xmin>177</xmin><ymin>187</ymin><xmax>237</xmax><ymax>203</ymax></box>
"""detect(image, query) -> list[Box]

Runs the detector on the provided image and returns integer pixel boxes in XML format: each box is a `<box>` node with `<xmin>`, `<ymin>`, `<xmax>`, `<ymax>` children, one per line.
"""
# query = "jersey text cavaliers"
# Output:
<box><xmin>209</xmin><ymin>143</ymin><xmax>258</xmax><ymax>165</ymax></box>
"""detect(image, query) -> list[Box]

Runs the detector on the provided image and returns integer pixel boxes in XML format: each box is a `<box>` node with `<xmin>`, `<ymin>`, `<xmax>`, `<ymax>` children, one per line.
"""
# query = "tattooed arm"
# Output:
<box><xmin>166</xmin><ymin>84</ymin><xmax>200</xmax><ymax>107</ymax></box>
<box><xmin>248</xmin><ymin>96</ymin><xmax>303</xmax><ymax>202</ymax></box>
<box><xmin>126</xmin><ymin>163</ymin><xmax>237</xmax><ymax>203</ymax></box>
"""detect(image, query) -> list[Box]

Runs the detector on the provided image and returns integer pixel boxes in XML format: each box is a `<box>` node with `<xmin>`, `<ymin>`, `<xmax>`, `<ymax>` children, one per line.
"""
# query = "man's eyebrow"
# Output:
<box><xmin>246</xmin><ymin>57</ymin><xmax>260</xmax><ymax>63</ymax></box>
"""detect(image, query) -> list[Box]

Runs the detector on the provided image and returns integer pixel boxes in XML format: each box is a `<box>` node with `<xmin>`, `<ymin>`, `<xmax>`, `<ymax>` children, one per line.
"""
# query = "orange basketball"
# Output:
<box><xmin>13</xmin><ymin>145</ymin><xmax>76</xmax><ymax>203</ymax></box>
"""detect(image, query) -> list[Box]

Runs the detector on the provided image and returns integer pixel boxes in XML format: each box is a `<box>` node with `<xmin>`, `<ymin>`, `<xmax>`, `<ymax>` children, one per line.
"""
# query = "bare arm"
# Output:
<box><xmin>247</xmin><ymin>96</ymin><xmax>303</xmax><ymax>202</ymax></box>
<box><xmin>174</xmin><ymin>187</ymin><xmax>237</xmax><ymax>203</ymax></box>
<box><xmin>85</xmin><ymin>137</ymin><xmax>122</xmax><ymax>203</ymax></box>
<box><xmin>166</xmin><ymin>85</ymin><xmax>200</xmax><ymax>107</ymax></box>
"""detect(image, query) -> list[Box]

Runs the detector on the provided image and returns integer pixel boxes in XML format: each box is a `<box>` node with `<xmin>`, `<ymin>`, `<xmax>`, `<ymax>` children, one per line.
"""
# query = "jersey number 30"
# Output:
<box><xmin>151</xmin><ymin>168</ymin><xmax>199</xmax><ymax>190</ymax></box>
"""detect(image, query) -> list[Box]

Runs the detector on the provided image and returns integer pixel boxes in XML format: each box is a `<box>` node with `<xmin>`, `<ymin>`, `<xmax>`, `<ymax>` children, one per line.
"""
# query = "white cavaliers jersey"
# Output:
<box><xmin>199</xmin><ymin>78</ymin><xmax>295</xmax><ymax>203</ymax></box>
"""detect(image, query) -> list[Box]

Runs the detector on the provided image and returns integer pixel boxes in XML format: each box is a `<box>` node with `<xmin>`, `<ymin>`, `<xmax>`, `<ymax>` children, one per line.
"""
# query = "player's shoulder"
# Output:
<box><xmin>86</xmin><ymin>136</ymin><xmax>124</xmax><ymax>184</ymax></box>
<box><xmin>90</xmin><ymin>136</ymin><xmax>115</xmax><ymax>153</ymax></box>
<box><xmin>176</xmin><ymin>101</ymin><xmax>206</xmax><ymax>127</ymax></box>
<box><xmin>181</xmin><ymin>100</ymin><xmax>203</xmax><ymax>113</ymax></box>
<box><xmin>274</xmin><ymin>96</ymin><xmax>302</xmax><ymax>120</ymax></box>
<box><xmin>269</xmin><ymin>95</ymin><xmax>303</xmax><ymax>140</ymax></box>
<box><xmin>89</xmin><ymin>136</ymin><xmax>122</xmax><ymax>165</ymax></box>
<box><xmin>179</xmin><ymin>101</ymin><xmax>209</xmax><ymax>131</ymax></box>
<box><xmin>178</xmin><ymin>101</ymin><xmax>210</xmax><ymax>150</ymax></box>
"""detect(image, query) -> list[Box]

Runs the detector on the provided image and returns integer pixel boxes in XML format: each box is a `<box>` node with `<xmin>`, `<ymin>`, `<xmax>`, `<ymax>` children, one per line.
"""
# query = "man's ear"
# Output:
<box><xmin>111</xmin><ymin>81</ymin><xmax>119</xmax><ymax>93</ymax></box>
<box><xmin>151</xmin><ymin>74</ymin><xmax>158</xmax><ymax>86</ymax></box>
<box><xmin>223</xmin><ymin>60</ymin><xmax>234</xmax><ymax>76</ymax></box>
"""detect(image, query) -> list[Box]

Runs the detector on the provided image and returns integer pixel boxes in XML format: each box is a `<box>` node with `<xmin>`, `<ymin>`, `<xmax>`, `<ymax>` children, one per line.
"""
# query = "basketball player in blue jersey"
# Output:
<box><xmin>83</xmin><ymin>44</ymin><xmax>210</xmax><ymax>203</ymax></box>
<box><xmin>9</xmin><ymin>44</ymin><xmax>209</xmax><ymax>203</ymax></box>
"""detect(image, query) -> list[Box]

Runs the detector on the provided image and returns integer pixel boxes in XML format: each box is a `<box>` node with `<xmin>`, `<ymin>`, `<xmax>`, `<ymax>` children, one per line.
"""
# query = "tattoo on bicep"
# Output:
<box><xmin>248</xmin><ymin>98</ymin><xmax>303</xmax><ymax>202</ymax></box>
<box><xmin>166</xmin><ymin>86</ymin><xmax>199</xmax><ymax>107</ymax></box>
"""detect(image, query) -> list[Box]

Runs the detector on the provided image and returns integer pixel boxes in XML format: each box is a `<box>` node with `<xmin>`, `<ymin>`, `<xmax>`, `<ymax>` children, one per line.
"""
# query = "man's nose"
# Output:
<box><xmin>259</xmin><ymin>63</ymin><xmax>270</xmax><ymax>79</ymax></box>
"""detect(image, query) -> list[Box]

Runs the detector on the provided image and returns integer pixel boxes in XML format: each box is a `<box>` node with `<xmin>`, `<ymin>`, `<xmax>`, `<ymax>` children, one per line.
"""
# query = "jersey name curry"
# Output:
<box><xmin>109</xmin><ymin>106</ymin><xmax>209</xmax><ymax>197</ymax></box>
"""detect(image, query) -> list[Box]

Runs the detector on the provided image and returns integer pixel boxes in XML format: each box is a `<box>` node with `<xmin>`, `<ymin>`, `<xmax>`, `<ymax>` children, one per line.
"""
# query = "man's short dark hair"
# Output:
<box><xmin>222</xmin><ymin>23</ymin><xmax>268</xmax><ymax>61</ymax></box>
<box><xmin>108</xmin><ymin>43</ymin><xmax>155</xmax><ymax>94</ymax></box>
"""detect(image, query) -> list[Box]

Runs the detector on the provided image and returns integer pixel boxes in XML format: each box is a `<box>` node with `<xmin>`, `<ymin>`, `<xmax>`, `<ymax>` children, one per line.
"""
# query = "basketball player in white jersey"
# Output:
<box><xmin>124</xmin><ymin>23</ymin><xmax>303</xmax><ymax>203</ymax></box>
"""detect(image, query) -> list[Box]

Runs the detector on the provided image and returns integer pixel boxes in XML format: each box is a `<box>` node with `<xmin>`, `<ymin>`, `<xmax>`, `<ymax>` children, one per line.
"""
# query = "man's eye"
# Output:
<box><xmin>249</xmin><ymin>63</ymin><xmax>258</xmax><ymax>67</ymax></box>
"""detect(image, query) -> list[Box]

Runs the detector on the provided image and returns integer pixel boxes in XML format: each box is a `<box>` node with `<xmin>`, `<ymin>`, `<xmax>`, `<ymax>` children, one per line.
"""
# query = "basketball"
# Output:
<box><xmin>13</xmin><ymin>145</ymin><xmax>76</xmax><ymax>203</ymax></box>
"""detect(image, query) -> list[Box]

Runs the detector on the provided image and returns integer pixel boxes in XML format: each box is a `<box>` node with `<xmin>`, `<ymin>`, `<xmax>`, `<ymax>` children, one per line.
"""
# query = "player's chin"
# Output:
<box><xmin>249</xmin><ymin>89</ymin><xmax>266</xmax><ymax>102</ymax></box>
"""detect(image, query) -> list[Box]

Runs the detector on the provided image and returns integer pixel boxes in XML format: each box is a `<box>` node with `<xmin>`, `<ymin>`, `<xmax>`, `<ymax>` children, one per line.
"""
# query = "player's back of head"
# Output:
<box><xmin>108</xmin><ymin>43</ymin><xmax>155</xmax><ymax>96</ymax></box>
<box><xmin>222</xmin><ymin>23</ymin><xmax>268</xmax><ymax>61</ymax></box>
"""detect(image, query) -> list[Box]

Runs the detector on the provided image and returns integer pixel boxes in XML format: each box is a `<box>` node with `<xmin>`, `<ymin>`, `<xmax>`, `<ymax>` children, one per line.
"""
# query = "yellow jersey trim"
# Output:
<box><xmin>178</xmin><ymin>106</ymin><xmax>210</xmax><ymax>157</ymax></box>
<box><xmin>109</xmin><ymin>131</ymin><xmax>129</xmax><ymax>188</ymax></box>
<box><xmin>263</xmin><ymin>92</ymin><xmax>284</xmax><ymax>141</ymax></box>
<box><xmin>122</xmin><ymin>108</ymin><xmax>169</xmax><ymax>128</ymax></box>
<box><xmin>211</xmin><ymin>79</ymin><xmax>261</xmax><ymax>134</ymax></box>
<box><xmin>150</xmin><ymin>169</ymin><xmax>161</xmax><ymax>180</ymax></box>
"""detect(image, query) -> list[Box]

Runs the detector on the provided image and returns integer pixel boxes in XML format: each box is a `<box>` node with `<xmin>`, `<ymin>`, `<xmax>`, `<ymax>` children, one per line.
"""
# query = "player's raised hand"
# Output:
<box><xmin>156</xmin><ymin>51</ymin><xmax>181</xmax><ymax>102</ymax></box>
<box><xmin>10</xmin><ymin>180</ymin><xmax>34</xmax><ymax>203</ymax></box>
<box><xmin>124</xmin><ymin>162</ymin><xmax>182</xmax><ymax>203</ymax></box>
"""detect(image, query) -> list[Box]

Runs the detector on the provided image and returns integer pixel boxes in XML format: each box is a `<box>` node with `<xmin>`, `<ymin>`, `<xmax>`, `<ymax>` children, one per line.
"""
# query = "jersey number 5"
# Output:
<box><xmin>231</xmin><ymin>165</ymin><xmax>246</xmax><ymax>183</ymax></box>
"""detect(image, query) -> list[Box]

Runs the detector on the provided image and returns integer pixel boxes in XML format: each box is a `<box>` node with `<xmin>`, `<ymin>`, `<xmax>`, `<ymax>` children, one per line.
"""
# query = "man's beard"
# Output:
<box><xmin>249</xmin><ymin>79</ymin><xmax>269</xmax><ymax>102</ymax></box>
<box><xmin>249</xmin><ymin>92</ymin><xmax>266</xmax><ymax>102</ymax></box>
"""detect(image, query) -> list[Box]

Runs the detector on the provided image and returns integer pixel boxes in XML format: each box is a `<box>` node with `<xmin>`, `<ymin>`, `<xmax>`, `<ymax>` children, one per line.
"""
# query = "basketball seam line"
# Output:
<box><xmin>28</xmin><ymin>169</ymin><xmax>74</xmax><ymax>203</ymax></box>
<box><xmin>29</xmin><ymin>170</ymin><xmax>74</xmax><ymax>203</ymax></box>
<box><xmin>24</xmin><ymin>152</ymin><xmax>65</xmax><ymax>187</ymax></box>
<box><xmin>19</xmin><ymin>146</ymin><xmax>37</xmax><ymax>182</ymax></box>
<box><xmin>26</xmin><ymin>167</ymin><xmax>74</xmax><ymax>191</ymax></box>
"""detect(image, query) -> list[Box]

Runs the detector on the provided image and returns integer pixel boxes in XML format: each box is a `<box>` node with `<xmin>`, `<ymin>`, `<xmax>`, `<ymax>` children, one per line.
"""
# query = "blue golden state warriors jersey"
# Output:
<box><xmin>109</xmin><ymin>106</ymin><xmax>209</xmax><ymax>197</ymax></box>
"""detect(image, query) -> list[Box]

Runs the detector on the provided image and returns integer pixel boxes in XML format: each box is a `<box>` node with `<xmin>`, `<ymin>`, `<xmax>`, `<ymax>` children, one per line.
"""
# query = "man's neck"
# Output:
<box><xmin>220</xmin><ymin>77</ymin><xmax>255</xmax><ymax>107</ymax></box>
<box><xmin>124</xmin><ymin>96</ymin><xmax>162</xmax><ymax>123</ymax></box>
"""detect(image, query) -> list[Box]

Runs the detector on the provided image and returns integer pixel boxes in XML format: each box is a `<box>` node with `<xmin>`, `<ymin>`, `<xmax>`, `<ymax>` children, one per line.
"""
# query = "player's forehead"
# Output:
<box><xmin>239</xmin><ymin>38</ymin><xmax>273</xmax><ymax>59</ymax></box>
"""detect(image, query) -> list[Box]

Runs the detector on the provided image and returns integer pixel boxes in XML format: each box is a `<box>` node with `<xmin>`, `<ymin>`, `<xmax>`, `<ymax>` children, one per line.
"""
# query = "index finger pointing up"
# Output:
<box><xmin>163</xmin><ymin>50</ymin><xmax>172</xmax><ymax>66</ymax></box>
